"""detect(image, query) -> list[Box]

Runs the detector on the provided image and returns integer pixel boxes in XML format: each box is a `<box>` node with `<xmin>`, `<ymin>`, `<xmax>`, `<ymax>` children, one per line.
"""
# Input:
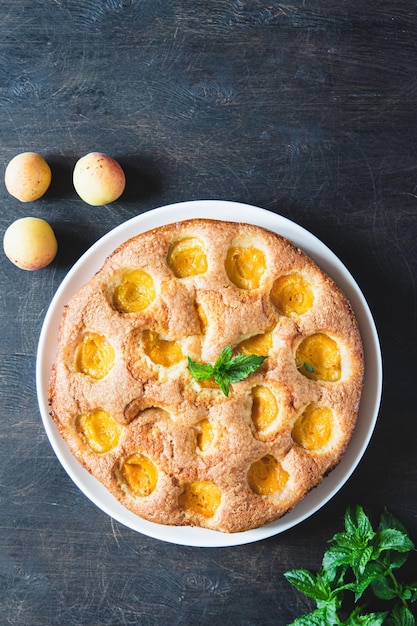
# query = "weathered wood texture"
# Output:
<box><xmin>1</xmin><ymin>1</ymin><xmax>417</xmax><ymax>624</ymax></box>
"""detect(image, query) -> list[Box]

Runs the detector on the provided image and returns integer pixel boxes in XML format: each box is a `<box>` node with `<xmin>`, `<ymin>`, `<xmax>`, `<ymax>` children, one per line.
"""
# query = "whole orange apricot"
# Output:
<box><xmin>5</xmin><ymin>152</ymin><xmax>51</xmax><ymax>202</ymax></box>
<box><xmin>73</xmin><ymin>152</ymin><xmax>125</xmax><ymax>205</ymax></box>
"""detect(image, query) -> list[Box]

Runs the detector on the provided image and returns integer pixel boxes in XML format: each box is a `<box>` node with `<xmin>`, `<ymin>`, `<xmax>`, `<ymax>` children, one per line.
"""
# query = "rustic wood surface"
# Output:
<box><xmin>1</xmin><ymin>1</ymin><xmax>416</xmax><ymax>624</ymax></box>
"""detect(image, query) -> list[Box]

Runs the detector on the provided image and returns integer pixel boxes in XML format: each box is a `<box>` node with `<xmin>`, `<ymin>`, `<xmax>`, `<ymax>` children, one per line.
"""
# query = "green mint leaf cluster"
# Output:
<box><xmin>187</xmin><ymin>345</ymin><xmax>267</xmax><ymax>396</ymax></box>
<box><xmin>285</xmin><ymin>505</ymin><xmax>417</xmax><ymax>625</ymax></box>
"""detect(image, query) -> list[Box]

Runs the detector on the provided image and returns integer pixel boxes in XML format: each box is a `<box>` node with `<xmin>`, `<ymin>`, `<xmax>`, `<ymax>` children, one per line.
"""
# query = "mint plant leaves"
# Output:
<box><xmin>285</xmin><ymin>505</ymin><xmax>417</xmax><ymax>625</ymax></box>
<box><xmin>187</xmin><ymin>345</ymin><xmax>267</xmax><ymax>396</ymax></box>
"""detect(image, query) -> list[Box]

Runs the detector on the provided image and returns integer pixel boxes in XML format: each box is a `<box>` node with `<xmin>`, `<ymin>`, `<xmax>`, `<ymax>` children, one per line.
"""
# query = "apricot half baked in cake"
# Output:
<box><xmin>48</xmin><ymin>219</ymin><xmax>364</xmax><ymax>533</ymax></box>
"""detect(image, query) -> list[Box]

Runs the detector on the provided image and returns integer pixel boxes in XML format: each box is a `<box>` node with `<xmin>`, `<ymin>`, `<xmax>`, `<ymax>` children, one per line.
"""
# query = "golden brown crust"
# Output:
<box><xmin>49</xmin><ymin>219</ymin><xmax>364</xmax><ymax>533</ymax></box>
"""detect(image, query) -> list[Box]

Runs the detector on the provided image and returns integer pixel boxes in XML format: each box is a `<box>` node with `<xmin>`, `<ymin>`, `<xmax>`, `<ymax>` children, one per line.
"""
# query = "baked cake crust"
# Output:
<box><xmin>48</xmin><ymin>219</ymin><xmax>364</xmax><ymax>533</ymax></box>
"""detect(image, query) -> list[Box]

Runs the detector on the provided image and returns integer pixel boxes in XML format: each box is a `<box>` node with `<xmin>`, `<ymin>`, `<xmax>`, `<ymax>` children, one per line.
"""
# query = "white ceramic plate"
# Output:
<box><xmin>36</xmin><ymin>200</ymin><xmax>382</xmax><ymax>547</ymax></box>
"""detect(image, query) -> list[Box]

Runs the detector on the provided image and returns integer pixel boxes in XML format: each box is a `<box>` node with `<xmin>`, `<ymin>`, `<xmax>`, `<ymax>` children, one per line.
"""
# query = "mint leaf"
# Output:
<box><xmin>371</xmin><ymin>575</ymin><xmax>400</xmax><ymax>601</ymax></box>
<box><xmin>353</xmin><ymin>546</ymin><xmax>376</xmax><ymax>577</ymax></box>
<box><xmin>223</xmin><ymin>353</ymin><xmax>267</xmax><ymax>383</ymax></box>
<box><xmin>289</xmin><ymin>606</ymin><xmax>337</xmax><ymax>626</ymax></box>
<box><xmin>214</xmin><ymin>344</ymin><xmax>233</xmax><ymax>369</ymax></box>
<box><xmin>344</xmin><ymin>505</ymin><xmax>375</xmax><ymax>542</ymax></box>
<box><xmin>345</xmin><ymin>611</ymin><xmax>388</xmax><ymax>625</ymax></box>
<box><xmin>376</xmin><ymin>524</ymin><xmax>414</xmax><ymax>571</ymax></box>
<box><xmin>213</xmin><ymin>370</ymin><xmax>231</xmax><ymax>397</ymax></box>
<box><xmin>284</xmin><ymin>569</ymin><xmax>330</xmax><ymax>602</ymax></box>
<box><xmin>328</xmin><ymin>536</ymin><xmax>373</xmax><ymax>577</ymax></box>
<box><xmin>187</xmin><ymin>346</ymin><xmax>267</xmax><ymax>396</ymax></box>
<box><xmin>321</xmin><ymin>547</ymin><xmax>351</xmax><ymax>587</ymax></box>
<box><xmin>379</xmin><ymin>508</ymin><xmax>409</xmax><ymax>535</ymax></box>
<box><xmin>284</xmin><ymin>569</ymin><xmax>319</xmax><ymax>598</ymax></box>
<box><xmin>344</xmin><ymin>561</ymin><xmax>386</xmax><ymax>601</ymax></box>
<box><xmin>303</xmin><ymin>362</ymin><xmax>315</xmax><ymax>373</ymax></box>
<box><xmin>385</xmin><ymin>605</ymin><xmax>416</xmax><ymax>626</ymax></box>
<box><xmin>384</xmin><ymin>551</ymin><xmax>411</xmax><ymax>570</ymax></box>
<box><xmin>187</xmin><ymin>356</ymin><xmax>214</xmax><ymax>381</ymax></box>
<box><xmin>374</xmin><ymin>528</ymin><xmax>414</xmax><ymax>556</ymax></box>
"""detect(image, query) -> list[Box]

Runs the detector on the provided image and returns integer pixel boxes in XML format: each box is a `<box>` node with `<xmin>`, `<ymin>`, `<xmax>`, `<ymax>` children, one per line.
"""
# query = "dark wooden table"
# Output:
<box><xmin>1</xmin><ymin>2</ymin><xmax>416</xmax><ymax>624</ymax></box>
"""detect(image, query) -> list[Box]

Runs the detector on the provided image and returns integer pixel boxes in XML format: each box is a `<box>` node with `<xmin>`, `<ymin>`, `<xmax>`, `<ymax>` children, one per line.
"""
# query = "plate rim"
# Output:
<box><xmin>36</xmin><ymin>199</ymin><xmax>382</xmax><ymax>547</ymax></box>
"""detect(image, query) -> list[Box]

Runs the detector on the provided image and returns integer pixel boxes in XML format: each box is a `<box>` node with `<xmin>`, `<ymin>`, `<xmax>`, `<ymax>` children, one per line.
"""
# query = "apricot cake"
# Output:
<box><xmin>48</xmin><ymin>219</ymin><xmax>364</xmax><ymax>533</ymax></box>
